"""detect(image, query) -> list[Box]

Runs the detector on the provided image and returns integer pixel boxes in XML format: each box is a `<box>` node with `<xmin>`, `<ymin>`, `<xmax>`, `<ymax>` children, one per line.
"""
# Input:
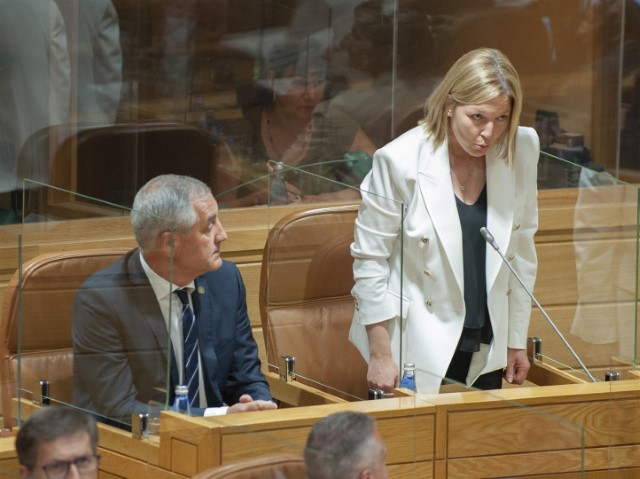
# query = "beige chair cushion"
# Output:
<box><xmin>0</xmin><ymin>248</ymin><xmax>128</xmax><ymax>425</ymax></box>
<box><xmin>259</xmin><ymin>205</ymin><xmax>368</xmax><ymax>401</ymax></box>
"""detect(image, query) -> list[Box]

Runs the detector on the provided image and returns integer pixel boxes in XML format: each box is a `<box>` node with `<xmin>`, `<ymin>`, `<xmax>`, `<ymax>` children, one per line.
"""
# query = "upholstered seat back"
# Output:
<box><xmin>0</xmin><ymin>248</ymin><xmax>128</xmax><ymax>425</ymax></box>
<box><xmin>51</xmin><ymin>121</ymin><xmax>215</xmax><ymax>207</ymax></box>
<box><xmin>259</xmin><ymin>205</ymin><xmax>368</xmax><ymax>401</ymax></box>
<box><xmin>190</xmin><ymin>454</ymin><xmax>305</xmax><ymax>479</ymax></box>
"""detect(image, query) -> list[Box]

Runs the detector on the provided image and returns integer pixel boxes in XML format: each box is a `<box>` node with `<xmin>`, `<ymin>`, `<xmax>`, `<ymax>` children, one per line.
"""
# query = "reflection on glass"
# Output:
<box><xmin>55</xmin><ymin>0</ymin><xmax>123</xmax><ymax>125</ymax></box>
<box><xmin>0</xmin><ymin>0</ymin><xmax>633</xmax><ymax>217</ymax></box>
<box><xmin>527</xmin><ymin>154</ymin><xmax>639</xmax><ymax>380</ymax></box>
<box><xmin>0</xmin><ymin>0</ymin><xmax>124</xmax><ymax>225</ymax></box>
<box><xmin>0</xmin><ymin>0</ymin><xmax>70</xmax><ymax>224</ymax></box>
<box><xmin>328</xmin><ymin>0</ymin><xmax>441</xmax><ymax>148</ymax></box>
<box><xmin>218</xmin><ymin>35</ymin><xmax>375</xmax><ymax>207</ymax></box>
<box><xmin>571</xmin><ymin>165</ymin><xmax>637</xmax><ymax>364</ymax></box>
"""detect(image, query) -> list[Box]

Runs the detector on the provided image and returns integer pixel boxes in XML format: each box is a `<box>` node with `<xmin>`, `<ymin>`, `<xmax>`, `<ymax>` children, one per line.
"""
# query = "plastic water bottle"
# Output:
<box><xmin>172</xmin><ymin>385</ymin><xmax>190</xmax><ymax>415</ymax></box>
<box><xmin>268</xmin><ymin>160</ymin><xmax>288</xmax><ymax>205</ymax></box>
<box><xmin>400</xmin><ymin>362</ymin><xmax>417</xmax><ymax>392</ymax></box>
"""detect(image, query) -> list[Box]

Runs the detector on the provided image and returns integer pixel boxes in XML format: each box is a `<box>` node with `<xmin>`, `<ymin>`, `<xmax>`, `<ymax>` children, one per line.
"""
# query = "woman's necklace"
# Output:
<box><xmin>266</xmin><ymin>114</ymin><xmax>284</xmax><ymax>159</ymax></box>
<box><xmin>265</xmin><ymin>111</ymin><xmax>313</xmax><ymax>163</ymax></box>
<box><xmin>450</xmin><ymin>163</ymin><xmax>472</xmax><ymax>191</ymax></box>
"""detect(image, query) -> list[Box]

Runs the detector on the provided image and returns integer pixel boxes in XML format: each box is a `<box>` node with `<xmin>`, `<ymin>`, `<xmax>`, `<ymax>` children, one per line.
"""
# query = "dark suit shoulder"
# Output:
<box><xmin>199</xmin><ymin>260</ymin><xmax>240</xmax><ymax>286</ymax></box>
<box><xmin>78</xmin><ymin>248</ymin><xmax>144</xmax><ymax>291</ymax></box>
<box><xmin>201</xmin><ymin>259</ymin><xmax>240</xmax><ymax>281</ymax></box>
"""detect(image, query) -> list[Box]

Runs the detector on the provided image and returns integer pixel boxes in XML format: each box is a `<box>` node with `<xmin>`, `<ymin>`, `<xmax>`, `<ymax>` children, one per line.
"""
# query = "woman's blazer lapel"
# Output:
<box><xmin>417</xmin><ymin>141</ymin><xmax>464</xmax><ymax>294</ymax></box>
<box><xmin>485</xmin><ymin>148</ymin><xmax>515</xmax><ymax>293</ymax></box>
<box><xmin>414</xmin><ymin>140</ymin><xmax>517</xmax><ymax>297</ymax></box>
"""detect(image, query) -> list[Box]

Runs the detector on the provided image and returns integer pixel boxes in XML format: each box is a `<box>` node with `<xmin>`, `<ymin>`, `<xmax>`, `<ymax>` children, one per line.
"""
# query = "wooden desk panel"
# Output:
<box><xmin>9</xmin><ymin>379</ymin><xmax>640</xmax><ymax>479</ymax></box>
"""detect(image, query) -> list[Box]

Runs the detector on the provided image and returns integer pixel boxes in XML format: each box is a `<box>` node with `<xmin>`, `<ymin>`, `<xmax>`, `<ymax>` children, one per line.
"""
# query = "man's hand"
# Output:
<box><xmin>227</xmin><ymin>394</ymin><xmax>278</xmax><ymax>414</ymax></box>
<box><xmin>505</xmin><ymin>348</ymin><xmax>530</xmax><ymax>384</ymax></box>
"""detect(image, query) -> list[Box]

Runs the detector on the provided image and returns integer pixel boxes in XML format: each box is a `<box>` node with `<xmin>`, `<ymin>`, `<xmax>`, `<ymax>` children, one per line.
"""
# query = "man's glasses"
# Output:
<box><xmin>38</xmin><ymin>454</ymin><xmax>100</xmax><ymax>479</ymax></box>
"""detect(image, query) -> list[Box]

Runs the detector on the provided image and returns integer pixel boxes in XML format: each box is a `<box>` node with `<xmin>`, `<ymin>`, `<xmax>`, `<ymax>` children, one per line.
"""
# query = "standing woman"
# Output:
<box><xmin>349</xmin><ymin>48</ymin><xmax>540</xmax><ymax>394</ymax></box>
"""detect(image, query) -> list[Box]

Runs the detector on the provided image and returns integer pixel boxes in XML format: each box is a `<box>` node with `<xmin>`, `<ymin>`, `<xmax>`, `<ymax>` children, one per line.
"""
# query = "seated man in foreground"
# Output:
<box><xmin>305</xmin><ymin>411</ymin><xmax>388</xmax><ymax>479</ymax></box>
<box><xmin>72</xmin><ymin>174</ymin><xmax>275</xmax><ymax>427</ymax></box>
<box><xmin>16</xmin><ymin>406</ymin><xmax>100</xmax><ymax>479</ymax></box>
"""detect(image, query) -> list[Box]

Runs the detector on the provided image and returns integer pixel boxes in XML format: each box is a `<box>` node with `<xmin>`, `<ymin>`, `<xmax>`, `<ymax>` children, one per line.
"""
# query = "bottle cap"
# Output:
<box><xmin>175</xmin><ymin>384</ymin><xmax>189</xmax><ymax>395</ymax></box>
<box><xmin>403</xmin><ymin>362</ymin><xmax>416</xmax><ymax>370</ymax></box>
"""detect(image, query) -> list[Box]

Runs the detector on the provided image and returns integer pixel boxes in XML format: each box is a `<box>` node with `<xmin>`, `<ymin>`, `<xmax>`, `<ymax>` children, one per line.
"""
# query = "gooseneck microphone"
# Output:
<box><xmin>480</xmin><ymin>227</ymin><xmax>597</xmax><ymax>383</ymax></box>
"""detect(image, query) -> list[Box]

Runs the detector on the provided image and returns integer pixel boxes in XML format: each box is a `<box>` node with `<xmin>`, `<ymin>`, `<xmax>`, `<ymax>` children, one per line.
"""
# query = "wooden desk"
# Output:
<box><xmin>10</xmin><ymin>377</ymin><xmax>640</xmax><ymax>479</ymax></box>
<box><xmin>0</xmin><ymin>435</ymin><xmax>18</xmax><ymax>479</ymax></box>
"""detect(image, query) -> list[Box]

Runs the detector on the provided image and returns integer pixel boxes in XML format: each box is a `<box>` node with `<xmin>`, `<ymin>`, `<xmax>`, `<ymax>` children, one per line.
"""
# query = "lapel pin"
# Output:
<box><xmin>198</xmin><ymin>286</ymin><xmax>205</xmax><ymax>295</ymax></box>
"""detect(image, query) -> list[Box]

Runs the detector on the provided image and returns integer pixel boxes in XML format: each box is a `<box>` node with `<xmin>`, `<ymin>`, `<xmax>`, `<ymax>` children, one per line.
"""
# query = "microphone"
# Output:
<box><xmin>480</xmin><ymin>227</ymin><xmax>597</xmax><ymax>383</ymax></box>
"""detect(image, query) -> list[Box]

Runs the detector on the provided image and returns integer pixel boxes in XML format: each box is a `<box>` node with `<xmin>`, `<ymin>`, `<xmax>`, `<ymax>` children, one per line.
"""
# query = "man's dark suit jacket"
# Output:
<box><xmin>72</xmin><ymin>249</ymin><xmax>271</xmax><ymax>425</ymax></box>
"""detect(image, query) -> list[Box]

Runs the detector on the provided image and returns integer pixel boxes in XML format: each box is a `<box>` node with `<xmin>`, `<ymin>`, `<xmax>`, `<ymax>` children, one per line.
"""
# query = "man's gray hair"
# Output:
<box><xmin>130</xmin><ymin>175</ymin><xmax>211</xmax><ymax>251</ymax></box>
<box><xmin>16</xmin><ymin>407</ymin><xmax>98</xmax><ymax>470</ymax></box>
<box><xmin>304</xmin><ymin>411</ymin><xmax>377</xmax><ymax>479</ymax></box>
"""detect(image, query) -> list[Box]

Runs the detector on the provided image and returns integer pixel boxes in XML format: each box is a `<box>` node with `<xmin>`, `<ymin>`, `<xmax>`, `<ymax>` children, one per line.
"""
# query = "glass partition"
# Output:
<box><xmin>0</xmin><ymin>226</ymin><xmax>22</xmax><ymax>433</ymax></box>
<box><xmin>15</xmin><ymin>181</ymin><xmax>175</xmax><ymax>435</ymax></box>
<box><xmin>534</xmin><ymin>153</ymin><xmax>639</xmax><ymax>382</ymax></box>
<box><xmin>259</xmin><ymin>168</ymin><xmax>402</xmax><ymax>401</ymax></box>
<box><xmin>1</xmin><ymin>1</ymin><xmax>639</xmax><ymax>475</ymax></box>
<box><xmin>3</xmin><ymin>165</ymin><xmax>635</xmax><ymax>476</ymax></box>
<box><xmin>0</xmin><ymin>0</ymin><xmax>634</xmax><ymax>220</ymax></box>
<box><xmin>5</xmin><ymin>153</ymin><xmax>637</xmax><ymax>477</ymax></box>
<box><xmin>253</xmin><ymin>154</ymin><xmax>635</xmax><ymax>477</ymax></box>
<box><xmin>536</xmin><ymin>153</ymin><xmax>640</xmax><ymax>476</ymax></box>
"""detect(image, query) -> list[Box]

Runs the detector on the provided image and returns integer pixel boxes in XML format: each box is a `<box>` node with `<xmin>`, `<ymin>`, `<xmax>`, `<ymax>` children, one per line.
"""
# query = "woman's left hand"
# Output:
<box><xmin>505</xmin><ymin>348</ymin><xmax>530</xmax><ymax>384</ymax></box>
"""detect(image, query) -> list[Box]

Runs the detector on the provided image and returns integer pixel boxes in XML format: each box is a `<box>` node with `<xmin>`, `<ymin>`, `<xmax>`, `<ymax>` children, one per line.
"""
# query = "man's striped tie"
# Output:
<box><xmin>176</xmin><ymin>288</ymin><xmax>200</xmax><ymax>408</ymax></box>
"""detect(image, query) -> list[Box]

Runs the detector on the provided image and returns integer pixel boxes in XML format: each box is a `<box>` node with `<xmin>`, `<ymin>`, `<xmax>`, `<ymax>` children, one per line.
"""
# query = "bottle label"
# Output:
<box><xmin>172</xmin><ymin>396</ymin><xmax>190</xmax><ymax>415</ymax></box>
<box><xmin>400</xmin><ymin>373</ymin><xmax>417</xmax><ymax>392</ymax></box>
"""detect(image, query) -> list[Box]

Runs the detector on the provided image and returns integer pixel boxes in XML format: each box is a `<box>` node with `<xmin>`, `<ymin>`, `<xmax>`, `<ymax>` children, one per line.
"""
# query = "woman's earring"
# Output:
<box><xmin>447</xmin><ymin>109</ymin><xmax>452</xmax><ymax>117</ymax></box>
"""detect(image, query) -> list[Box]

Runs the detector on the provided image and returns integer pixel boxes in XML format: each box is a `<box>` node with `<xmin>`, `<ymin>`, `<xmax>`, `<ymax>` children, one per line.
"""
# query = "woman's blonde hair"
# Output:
<box><xmin>420</xmin><ymin>48</ymin><xmax>522</xmax><ymax>166</ymax></box>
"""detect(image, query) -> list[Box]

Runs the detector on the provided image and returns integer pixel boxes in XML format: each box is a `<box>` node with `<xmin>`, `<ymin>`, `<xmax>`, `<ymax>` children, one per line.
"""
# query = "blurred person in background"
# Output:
<box><xmin>217</xmin><ymin>36</ymin><xmax>375</xmax><ymax>207</ymax></box>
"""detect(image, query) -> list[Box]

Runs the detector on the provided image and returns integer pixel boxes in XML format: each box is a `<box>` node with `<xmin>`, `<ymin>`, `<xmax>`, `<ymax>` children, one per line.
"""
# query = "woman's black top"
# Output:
<box><xmin>454</xmin><ymin>186</ymin><xmax>493</xmax><ymax>352</ymax></box>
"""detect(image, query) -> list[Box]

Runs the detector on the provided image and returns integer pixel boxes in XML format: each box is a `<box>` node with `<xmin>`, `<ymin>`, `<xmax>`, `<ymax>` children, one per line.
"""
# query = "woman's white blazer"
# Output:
<box><xmin>349</xmin><ymin>125</ymin><xmax>540</xmax><ymax>393</ymax></box>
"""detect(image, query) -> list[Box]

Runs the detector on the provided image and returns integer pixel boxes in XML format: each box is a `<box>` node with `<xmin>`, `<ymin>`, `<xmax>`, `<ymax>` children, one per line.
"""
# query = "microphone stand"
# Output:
<box><xmin>480</xmin><ymin>227</ymin><xmax>597</xmax><ymax>382</ymax></box>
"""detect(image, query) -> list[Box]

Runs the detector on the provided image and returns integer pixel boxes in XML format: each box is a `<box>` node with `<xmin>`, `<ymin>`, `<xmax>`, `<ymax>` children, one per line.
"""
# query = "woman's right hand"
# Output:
<box><xmin>367</xmin><ymin>355</ymin><xmax>398</xmax><ymax>393</ymax></box>
<box><xmin>365</xmin><ymin>321</ymin><xmax>398</xmax><ymax>392</ymax></box>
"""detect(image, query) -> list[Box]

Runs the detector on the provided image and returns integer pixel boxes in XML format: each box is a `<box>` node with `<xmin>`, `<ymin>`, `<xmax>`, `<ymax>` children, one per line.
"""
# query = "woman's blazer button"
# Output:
<box><xmin>507</xmin><ymin>254</ymin><xmax>515</xmax><ymax>262</ymax></box>
<box><xmin>506</xmin><ymin>288</ymin><xmax>512</xmax><ymax>296</ymax></box>
<box><xmin>420</xmin><ymin>236</ymin><xmax>430</xmax><ymax>244</ymax></box>
<box><xmin>512</xmin><ymin>223</ymin><xmax>521</xmax><ymax>231</ymax></box>
<box><xmin>425</xmin><ymin>299</ymin><xmax>433</xmax><ymax>307</ymax></box>
<box><xmin>423</xmin><ymin>268</ymin><xmax>433</xmax><ymax>277</ymax></box>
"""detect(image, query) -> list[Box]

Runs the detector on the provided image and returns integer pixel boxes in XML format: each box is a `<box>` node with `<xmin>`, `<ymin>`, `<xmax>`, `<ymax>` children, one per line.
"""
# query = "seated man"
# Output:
<box><xmin>72</xmin><ymin>174</ymin><xmax>275</xmax><ymax>427</ymax></box>
<box><xmin>16</xmin><ymin>406</ymin><xmax>100</xmax><ymax>479</ymax></box>
<box><xmin>304</xmin><ymin>411</ymin><xmax>388</xmax><ymax>479</ymax></box>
